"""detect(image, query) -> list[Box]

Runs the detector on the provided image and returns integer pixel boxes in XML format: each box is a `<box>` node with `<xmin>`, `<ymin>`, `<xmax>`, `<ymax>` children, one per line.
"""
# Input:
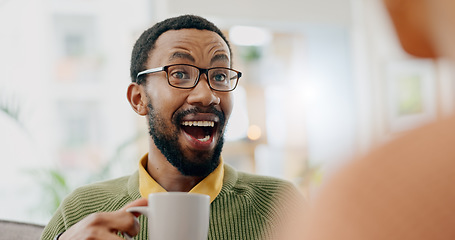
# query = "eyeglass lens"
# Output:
<box><xmin>167</xmin><ymin>65</ymin><xmax>238</xmax><ymax>91</ymax></box>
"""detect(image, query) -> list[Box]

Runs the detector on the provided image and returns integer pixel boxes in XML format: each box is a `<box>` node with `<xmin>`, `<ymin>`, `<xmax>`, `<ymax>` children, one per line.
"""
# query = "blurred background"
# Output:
<box><xmin>1</xmin><ymin>0</ymin><xmax>454</xmax><ymax>224</ymax></box>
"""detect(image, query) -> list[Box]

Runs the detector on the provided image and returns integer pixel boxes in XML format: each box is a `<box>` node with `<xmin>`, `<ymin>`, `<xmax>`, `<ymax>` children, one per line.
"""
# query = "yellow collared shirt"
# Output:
<box><xmin>138</xmin><ymin>153</ymin><xmax>224</xmax><ymax>203</ymax></box>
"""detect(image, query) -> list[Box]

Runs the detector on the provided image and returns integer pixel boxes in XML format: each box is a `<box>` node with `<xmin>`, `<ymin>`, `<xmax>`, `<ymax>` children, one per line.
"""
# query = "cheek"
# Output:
<box><xmin>147</xmin><ymin>85</ymin><xmax>186</xmax><ymax>119</ymax></box>
<box><xmin>220</xmin><ymin>93</ymin><xmax>233</xmax><ymax>120</ymax></box>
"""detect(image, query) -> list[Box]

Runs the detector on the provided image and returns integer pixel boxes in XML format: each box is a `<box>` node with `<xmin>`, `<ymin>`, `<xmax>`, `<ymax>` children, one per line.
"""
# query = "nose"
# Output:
<box><xmin>186</xmin><ymin>74</ymin><xmax>220</xmax><ymax>106</ymax></box>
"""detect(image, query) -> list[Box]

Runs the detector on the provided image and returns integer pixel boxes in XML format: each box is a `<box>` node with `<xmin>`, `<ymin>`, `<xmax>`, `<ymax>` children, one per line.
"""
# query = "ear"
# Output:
<box><xmin>127</xmin><ymin>83</ymin><xmax>148</xmax><ymax>116</ymax></box>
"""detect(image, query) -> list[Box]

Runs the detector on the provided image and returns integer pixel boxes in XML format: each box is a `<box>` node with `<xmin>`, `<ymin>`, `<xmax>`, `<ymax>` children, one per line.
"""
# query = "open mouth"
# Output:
<box><xmin>181</xmin><ymin>120</ymin><xmax>216</xmax><ymax>142</ymax></box>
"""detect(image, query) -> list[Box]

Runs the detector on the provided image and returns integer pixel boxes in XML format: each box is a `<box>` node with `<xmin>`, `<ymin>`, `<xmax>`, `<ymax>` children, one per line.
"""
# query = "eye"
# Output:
<box><xmin>213</xmin><ymin>73</ymin><xmax>226</xmax><ymax>82</ymax></box>
<box><xmin>210</xmin><ymin>69</ymin><xmax>229</xmax><ymax>82</ymax></box>
<box><xmin>170</xmin><ymin>70</ymin><xmax>191</xmax><ymax>80</ymax></box>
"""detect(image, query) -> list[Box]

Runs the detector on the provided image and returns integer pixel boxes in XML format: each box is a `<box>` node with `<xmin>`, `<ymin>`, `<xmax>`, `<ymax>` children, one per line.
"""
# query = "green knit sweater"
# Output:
<box><xmin>40</xmin><ymin>164</ymin><xmax>299</xmax><ymax>240</ymax></box>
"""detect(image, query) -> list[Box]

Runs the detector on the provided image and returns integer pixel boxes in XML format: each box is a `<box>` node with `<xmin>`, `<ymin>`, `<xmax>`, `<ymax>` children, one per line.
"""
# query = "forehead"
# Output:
<box><xmin>148</xmin><ymin>29</ymin><xmax>230</xmax><ymax>66</ymax></box>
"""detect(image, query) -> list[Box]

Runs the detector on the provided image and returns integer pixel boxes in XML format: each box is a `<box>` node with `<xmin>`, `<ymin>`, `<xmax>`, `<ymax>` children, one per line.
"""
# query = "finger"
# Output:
<box><xmin>82</xmin><ymin>199</ymin><xmax>147</xmax><ymax>238</ymax></box>
<box><xmin>121</xmin><ymin>198</ymin><xmax>148</xmax><ymax>210</ymax></box>
<box><xmin>124</xmin><ymin>232</ymin><xmax>135</xmax><ymax>240</ymax></box>
<box><xmin>79</xmin><ymin>211</ymin><xmax>138</xmax><ymax>238</ymax></box>
<box><xmin>59</xmin><ymin>221</ymin><xmax>126</xmax><ymax>240</ymax></box>
<box><xmin>116</xmin><ymin>198</ymin><xmax>148</xmax><ymax>237</ymax></box>
<box><xmin>109</xmin><ymin>211</ymin><xmax>140</xmax><ymax>232</ymax></box>
<box><xmin>121</xmin><ymin>198</ymin><xmax>148</xmax><ymax>217</ymax></box>
<box><xmin>79</xmin><ymin>229</ymin><xmax>125</xmax><ymax>240</ymax></box>
<box><xmin>113</xmin><ymin>198</ymin><xmax>148</xmax><ymax>238</ymax></box>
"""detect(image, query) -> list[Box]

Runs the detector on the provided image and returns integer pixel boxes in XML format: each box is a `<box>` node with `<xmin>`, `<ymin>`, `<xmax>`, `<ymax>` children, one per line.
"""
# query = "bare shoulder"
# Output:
<box><xmin>300</xmin><ymin>115</ymin><xmax>455</xmax><ymax>240</ymax></box>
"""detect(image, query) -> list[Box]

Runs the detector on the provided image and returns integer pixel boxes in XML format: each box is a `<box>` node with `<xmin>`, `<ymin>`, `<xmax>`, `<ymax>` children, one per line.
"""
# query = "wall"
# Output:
<box><xmin>147</xmin><ymin>0</ymin><xmax>357</xmax><ymax>177</ymax></box>
<box><xmin>153</xmin><ymin>0</ymin><xmax>352</xmax><ymax>25</ymax></box>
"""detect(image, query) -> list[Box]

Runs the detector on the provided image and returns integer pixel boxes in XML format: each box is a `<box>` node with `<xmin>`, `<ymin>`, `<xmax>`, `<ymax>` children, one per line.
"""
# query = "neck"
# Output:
<box><xmin>147</xmin><ymin>146</ymin><xmax>204</xmax><ymax>192</ymax></box>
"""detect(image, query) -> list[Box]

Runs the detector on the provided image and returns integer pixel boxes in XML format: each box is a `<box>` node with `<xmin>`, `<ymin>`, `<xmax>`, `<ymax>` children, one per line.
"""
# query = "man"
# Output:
<box><xmin>281</xmin><ymin>0</ymin><xmax>455</xmax><ymax>239</ymax></box>
<box><xmin>41</xmin><ymin>15</ymin><xmax>300</xmax><ymax>240</ymax></box>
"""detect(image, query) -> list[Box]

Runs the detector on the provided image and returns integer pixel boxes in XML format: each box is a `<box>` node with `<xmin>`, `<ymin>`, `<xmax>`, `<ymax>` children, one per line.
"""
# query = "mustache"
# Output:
<box><xmin>173</xmin><ymin>106</ymin><xmax>225</xmax><ymax>125</ymax></box>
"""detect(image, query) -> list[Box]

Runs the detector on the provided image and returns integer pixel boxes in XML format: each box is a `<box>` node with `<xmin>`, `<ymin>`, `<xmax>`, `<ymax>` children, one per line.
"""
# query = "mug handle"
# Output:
<box><xmin>123</xmin><ymin>206</ymin><xmax>148</xmax><ymax>240</ymax></box>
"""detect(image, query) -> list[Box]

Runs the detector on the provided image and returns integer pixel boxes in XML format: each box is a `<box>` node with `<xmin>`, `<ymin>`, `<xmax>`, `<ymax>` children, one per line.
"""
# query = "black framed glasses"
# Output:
<box><xmin>136</xmin><ymin>64</ymin><xmax>242</xmax><ymax>92</ymax></box>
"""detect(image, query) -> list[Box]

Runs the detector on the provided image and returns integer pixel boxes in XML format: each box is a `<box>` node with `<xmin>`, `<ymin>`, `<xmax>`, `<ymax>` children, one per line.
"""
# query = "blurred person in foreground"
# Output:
<box><xmin>41</xmin><ymin>14</ymin><xmax>301</xmax><ymax>240</ymax></box>
<box><xmin>280</xmin><ymin>0</ymin><xmax>455</xmax><ymax>239</ymax></box>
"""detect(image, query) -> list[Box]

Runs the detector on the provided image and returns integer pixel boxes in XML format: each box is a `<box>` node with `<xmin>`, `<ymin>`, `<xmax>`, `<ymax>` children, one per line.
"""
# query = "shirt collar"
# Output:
<box><xmin>138</xmin><ymin>153</ymin><xmax>224</xmax><ymax>203</ymax></box>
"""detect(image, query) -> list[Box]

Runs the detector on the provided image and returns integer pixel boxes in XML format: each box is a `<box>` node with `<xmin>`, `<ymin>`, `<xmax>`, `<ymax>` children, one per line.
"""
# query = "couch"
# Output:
<box><xmin>0</xmin><ymin>220</ymin><xmax>44</xmax><ymax>240</ymax></box>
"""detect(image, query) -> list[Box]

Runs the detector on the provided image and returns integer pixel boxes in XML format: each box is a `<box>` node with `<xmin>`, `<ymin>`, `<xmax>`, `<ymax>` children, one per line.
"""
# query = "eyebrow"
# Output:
<box><xmin>210</xmin><ymin>54</ymin><xmax>229</xmax><ymax>65</ymax></box>
<box><xmin>168</xmin><ymin>51</ymin><xmax>230</xmax><ymax>66</ymax></box>
<box><xmin>168</xmin><ymin>52</ymin><xmax>195</xmax><ymax>63</ymax></box>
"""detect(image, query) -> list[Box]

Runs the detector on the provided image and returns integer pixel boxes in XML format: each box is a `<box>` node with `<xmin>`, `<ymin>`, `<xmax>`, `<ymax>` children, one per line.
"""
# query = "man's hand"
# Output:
<box><xmin>58</xmin><ymin>198</ymin><xmax>148</xmax><ymax>240</ymax></box>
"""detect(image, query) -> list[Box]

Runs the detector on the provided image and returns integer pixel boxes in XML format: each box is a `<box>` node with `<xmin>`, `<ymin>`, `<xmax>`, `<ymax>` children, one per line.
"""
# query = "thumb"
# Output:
<box><xmin>122</xmin><ymin>198</ymin><xmax>148</xmax><ymax>217</ymax></box>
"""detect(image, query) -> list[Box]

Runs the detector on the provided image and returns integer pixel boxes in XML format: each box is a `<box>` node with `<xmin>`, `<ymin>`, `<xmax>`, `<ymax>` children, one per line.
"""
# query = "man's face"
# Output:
<box><xmin>142</xmin><ymin>29</ymin><xmax>233</xmax><ymax>176</ymax></box>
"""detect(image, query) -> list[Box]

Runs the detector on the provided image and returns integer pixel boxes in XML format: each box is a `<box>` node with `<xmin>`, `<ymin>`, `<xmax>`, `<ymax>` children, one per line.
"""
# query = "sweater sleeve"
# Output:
<box><xmin>40</xmin><ymin>174</ymin><xmax>137</xmax><ymax>240</ymax></box>
<box><xmin>40</xmin><ymin>187</ymin><xmax>94</xmax><ymax>240</ymax></box>
<box><xmin>40</xmin><ymin>204</ymin><xmax>68</xmax><ymax>240</ymax></box>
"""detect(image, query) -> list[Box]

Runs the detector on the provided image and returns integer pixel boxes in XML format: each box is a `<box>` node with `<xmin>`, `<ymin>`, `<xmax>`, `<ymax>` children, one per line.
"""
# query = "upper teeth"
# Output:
<box><xmin>181</xmin><ymin>121</ymin><xmax>215</xmax><ymax>127</ymax></box>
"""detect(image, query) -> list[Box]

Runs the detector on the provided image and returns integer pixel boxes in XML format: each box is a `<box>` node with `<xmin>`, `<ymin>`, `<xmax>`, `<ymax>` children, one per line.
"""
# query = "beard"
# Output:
<box><xmin>146</xmin><ymin>100</ymin><xmax>226</xmax><ymax>177</ymax></box>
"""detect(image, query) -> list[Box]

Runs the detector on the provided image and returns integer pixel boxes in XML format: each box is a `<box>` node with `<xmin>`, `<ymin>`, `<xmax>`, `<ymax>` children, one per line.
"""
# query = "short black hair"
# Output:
<box><xmin>130</xmin><ymin>14</ymin><xmax>232</xmax><ymax>84</ymax></box>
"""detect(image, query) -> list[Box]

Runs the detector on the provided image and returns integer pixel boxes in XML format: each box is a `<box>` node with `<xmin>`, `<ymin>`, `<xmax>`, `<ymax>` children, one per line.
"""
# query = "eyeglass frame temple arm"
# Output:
<box><xmin>136</xmin><ymin>67</ymin><xmax>165</xmax><ymax>78</ymax></box>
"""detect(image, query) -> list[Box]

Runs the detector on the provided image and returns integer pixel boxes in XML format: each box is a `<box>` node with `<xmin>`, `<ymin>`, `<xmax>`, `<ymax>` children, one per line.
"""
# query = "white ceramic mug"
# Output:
<box><xmin>125</xmin><ymin>192</ymin><xmax>210</xmax><ymax>240</ymax></box>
